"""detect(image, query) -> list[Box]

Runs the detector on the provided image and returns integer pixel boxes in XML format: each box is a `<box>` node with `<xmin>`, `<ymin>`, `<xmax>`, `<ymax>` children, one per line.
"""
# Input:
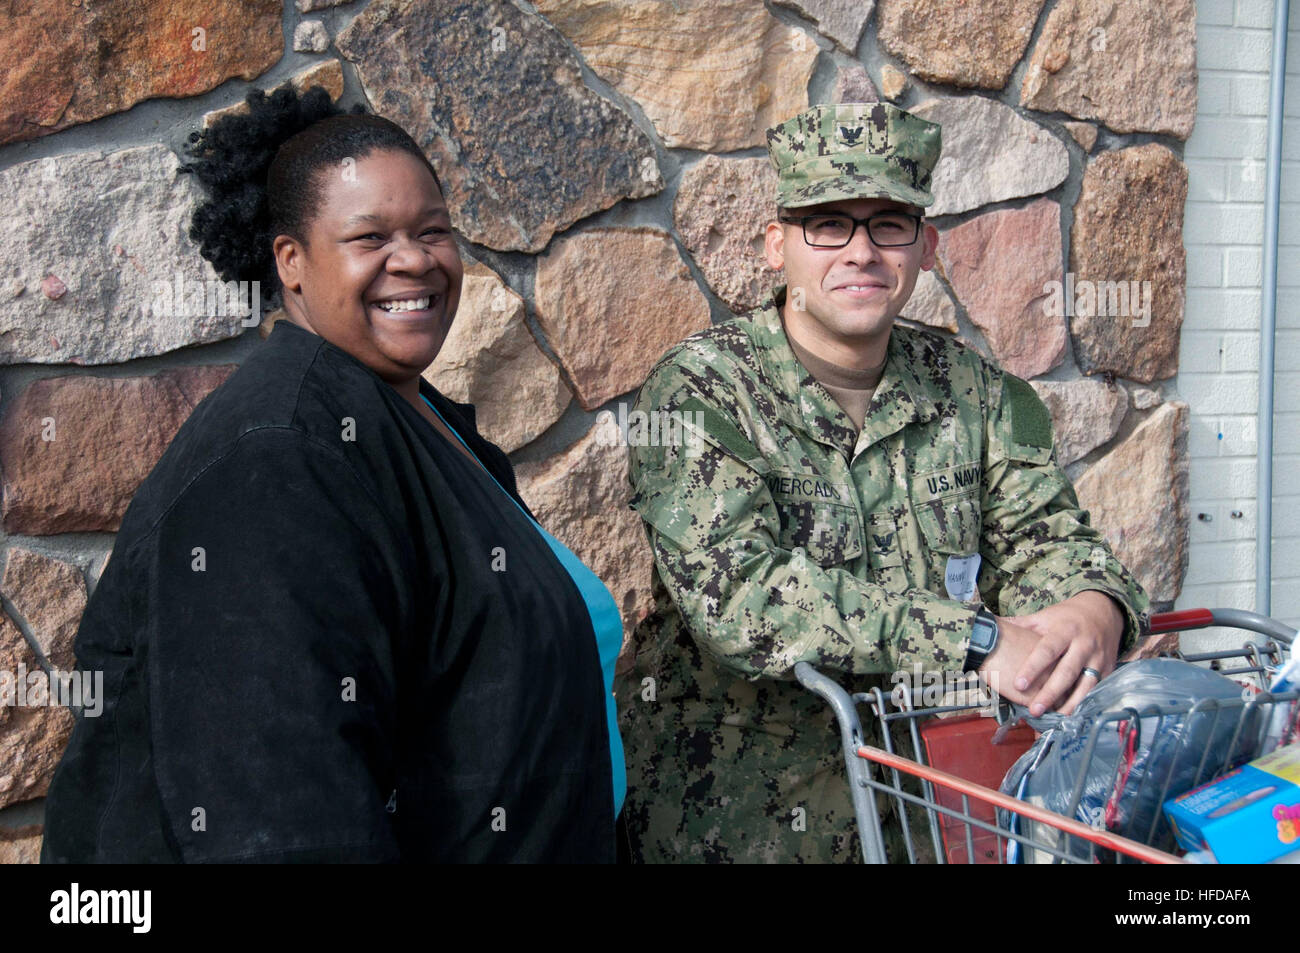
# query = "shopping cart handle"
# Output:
<box><xmin>1149</xmin><ymin>608</ymin><xmax>1295</xmax><ymax>643</ymax></box>
<box><xmin>793</xmin><ymin>662</ymin><xmax>859</xmax><ymax>728</ymax></box>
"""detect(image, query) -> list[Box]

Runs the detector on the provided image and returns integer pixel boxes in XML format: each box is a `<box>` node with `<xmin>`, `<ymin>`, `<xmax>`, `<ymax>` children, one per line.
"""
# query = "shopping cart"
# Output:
<box><xmin>795</xmin><ymin>608</ymin><xmax>1299</xmax><ymax>864</ymax></box>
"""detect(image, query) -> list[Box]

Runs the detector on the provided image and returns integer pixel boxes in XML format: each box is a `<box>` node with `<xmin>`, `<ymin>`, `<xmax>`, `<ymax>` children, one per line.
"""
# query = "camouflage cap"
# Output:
<box><xmin>766</xmin><ymin>102</ymin><xmax>942</xmax><ymax>210</ymax></box>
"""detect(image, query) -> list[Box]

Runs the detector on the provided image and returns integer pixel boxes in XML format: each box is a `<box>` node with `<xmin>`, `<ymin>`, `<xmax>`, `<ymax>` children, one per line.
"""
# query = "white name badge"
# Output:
<box><xmin>944</xmin><ymin>553</ymin><xmax>982</xmax><ymax>603</ymax></box>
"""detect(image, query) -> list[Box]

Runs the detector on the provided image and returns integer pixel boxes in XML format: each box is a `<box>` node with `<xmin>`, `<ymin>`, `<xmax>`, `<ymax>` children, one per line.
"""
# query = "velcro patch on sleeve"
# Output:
<box><xmin>676</xmin><ymin>396</ymin><xmax>769</xmax><ymax>476</ymax></box>
<box><xmin>1002</xmin><ymin>374</ymin><xmax>1053</xmax><ymax>451</ymax></box>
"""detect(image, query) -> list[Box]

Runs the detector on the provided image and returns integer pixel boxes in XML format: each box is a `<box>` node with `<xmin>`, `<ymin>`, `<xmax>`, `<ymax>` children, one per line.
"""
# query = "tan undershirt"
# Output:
<box><xmin>784</xmin><ymin>327</ymin><xmax>887</xmax><ymax>432</ymax></box>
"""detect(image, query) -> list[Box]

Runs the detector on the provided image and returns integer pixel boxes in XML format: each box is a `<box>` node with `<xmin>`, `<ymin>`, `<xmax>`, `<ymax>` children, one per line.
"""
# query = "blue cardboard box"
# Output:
<box><xmin>1164</xmin><ymin>743</ymin><xmax>1300</xmax><ymax>863</ymax></box>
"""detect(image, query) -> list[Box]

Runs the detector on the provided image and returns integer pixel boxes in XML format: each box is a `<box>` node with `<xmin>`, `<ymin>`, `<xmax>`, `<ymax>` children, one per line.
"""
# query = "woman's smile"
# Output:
<box><xmin>369</xmin><ymin>290</ymin><xmax>446</xmax><ymax>323</ymax></box>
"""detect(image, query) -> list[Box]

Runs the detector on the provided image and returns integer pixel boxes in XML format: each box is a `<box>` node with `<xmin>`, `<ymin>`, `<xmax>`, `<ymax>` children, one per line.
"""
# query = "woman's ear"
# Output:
<box><xmin>272</xmin><ymin>234</ymin><xmax>304</xmax><ymax>294</ymax></box>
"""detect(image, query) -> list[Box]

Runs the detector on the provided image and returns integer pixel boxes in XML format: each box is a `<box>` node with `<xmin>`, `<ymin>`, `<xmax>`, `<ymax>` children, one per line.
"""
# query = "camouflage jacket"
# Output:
<box><xmin>617</xmin><ymin>286</ymin><xmax>1150</xmax><ymax>863</ymax></box>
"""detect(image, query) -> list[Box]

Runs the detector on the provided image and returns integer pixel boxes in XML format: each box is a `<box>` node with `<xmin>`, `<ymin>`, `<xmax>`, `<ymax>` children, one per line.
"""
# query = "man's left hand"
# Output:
<box><xmin>1003</xmin><ymin>590</ymin><xmax>1125</xmax><ymax>717</ymax></box>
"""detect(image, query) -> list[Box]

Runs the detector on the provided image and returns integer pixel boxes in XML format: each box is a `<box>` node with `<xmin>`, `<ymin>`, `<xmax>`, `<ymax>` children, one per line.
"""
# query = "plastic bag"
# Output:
<box><xmin>996</xmin><ymin>658</ymin><xmax>1262</xmax><ymax>863</ymax></box>
<box><xmin>1264</xmin><ymin>639</ymin><xmax>1299</xmax><ymax>753</ymax></box>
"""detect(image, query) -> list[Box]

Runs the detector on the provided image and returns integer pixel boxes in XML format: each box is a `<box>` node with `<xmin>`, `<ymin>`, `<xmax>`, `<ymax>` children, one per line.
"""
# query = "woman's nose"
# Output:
<box><xmin>385</xmin><ymin>235</ymin><xmax>436</xmax><ymax>272</ymax></box>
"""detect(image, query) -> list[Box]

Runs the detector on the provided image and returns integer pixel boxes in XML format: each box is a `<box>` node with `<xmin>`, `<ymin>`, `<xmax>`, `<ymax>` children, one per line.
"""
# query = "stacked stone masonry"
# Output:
<box><xmin>0</xmin><ymin>0</ymin><xmax>1202</xmax><ymax>855</ymax></box>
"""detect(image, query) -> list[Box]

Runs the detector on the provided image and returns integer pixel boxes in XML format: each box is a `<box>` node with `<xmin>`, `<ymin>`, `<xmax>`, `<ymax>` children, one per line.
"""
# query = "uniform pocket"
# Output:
<box><xmin>915</xmin><ymin>491</ymin><xmax>982</xmax><ymax>556</ymax></box>
<box><xmin>773</xmin><ymin>499</ymin><xmax>864</xmax><ymax>567</ymax></box>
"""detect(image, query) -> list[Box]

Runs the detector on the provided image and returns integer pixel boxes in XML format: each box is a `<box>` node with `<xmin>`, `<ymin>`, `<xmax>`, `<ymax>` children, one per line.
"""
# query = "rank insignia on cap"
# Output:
<box><xmin>838</xmin><ymin>124</ymin><xmax>864</xmax><ymax>147</ymax></box>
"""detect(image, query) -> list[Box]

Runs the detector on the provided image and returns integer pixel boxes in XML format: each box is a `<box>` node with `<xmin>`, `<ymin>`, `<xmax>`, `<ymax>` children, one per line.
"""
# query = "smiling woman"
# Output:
<box><xmin>38</xmin><ymin>84</ymin><xmax>625</xmax><ymax>863</ymax></box>
<box><xmin>270</xmin><ymin>135</ymin><xmax>462</xmax><ymax>403</ymax></box>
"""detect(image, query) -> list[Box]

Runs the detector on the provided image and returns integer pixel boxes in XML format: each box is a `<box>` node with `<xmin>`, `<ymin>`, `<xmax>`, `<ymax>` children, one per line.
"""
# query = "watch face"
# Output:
<box><xmin>972</xmin><ymin>617</ymin><xmax>997</xmax><ymax>652</ymax></box>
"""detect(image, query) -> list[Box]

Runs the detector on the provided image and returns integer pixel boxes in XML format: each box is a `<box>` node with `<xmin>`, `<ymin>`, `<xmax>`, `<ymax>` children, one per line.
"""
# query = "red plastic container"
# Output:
<box><xmin>919</xmin><ymin>714</ymin><xmax>1038</xmax><ymax>863</ymax></box>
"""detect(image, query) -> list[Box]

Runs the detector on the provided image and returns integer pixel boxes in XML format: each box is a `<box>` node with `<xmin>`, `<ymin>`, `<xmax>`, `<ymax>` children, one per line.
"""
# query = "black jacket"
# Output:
<box><xmin>41</xmin><ymin>320</ymin><xmax>614</xmax><ymax>863</ymax></box>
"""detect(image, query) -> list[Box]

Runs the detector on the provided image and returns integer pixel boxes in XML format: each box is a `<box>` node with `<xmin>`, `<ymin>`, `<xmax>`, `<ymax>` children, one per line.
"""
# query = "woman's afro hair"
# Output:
<box><xmin>181</xmin><ymin>83</ymin><xmax>443</xmax><ymax>302</ymax></box>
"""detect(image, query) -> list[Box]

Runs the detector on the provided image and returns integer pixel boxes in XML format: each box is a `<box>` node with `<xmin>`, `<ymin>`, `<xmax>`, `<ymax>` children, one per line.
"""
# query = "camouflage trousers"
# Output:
<box><xmin>620</xmin><ymin>670</ymin><xmax>941</xmax><ymax>864</ymax></box>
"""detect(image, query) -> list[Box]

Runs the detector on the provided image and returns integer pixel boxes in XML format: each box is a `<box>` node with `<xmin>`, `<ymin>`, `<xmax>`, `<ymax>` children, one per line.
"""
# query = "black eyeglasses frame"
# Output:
<box><xmin>777</xmin><ymin>211</ymin><xmax>924</xmax><ymax>249</ymax></box>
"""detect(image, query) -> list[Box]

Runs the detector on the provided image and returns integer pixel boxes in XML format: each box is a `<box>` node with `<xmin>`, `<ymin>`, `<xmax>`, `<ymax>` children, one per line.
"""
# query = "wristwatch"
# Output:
<box><xmin>962</xmin><ymin>608</ymin><xmax>1000</xmax><ymax>673</ymax></box>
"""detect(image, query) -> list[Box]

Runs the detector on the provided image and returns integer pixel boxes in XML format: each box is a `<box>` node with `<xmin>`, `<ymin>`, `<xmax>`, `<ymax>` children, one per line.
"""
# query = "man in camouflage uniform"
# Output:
<box><xmin>617</xmin><ymin>102</ymin><xmax>1151</xmax><ymax>863</ymax></box>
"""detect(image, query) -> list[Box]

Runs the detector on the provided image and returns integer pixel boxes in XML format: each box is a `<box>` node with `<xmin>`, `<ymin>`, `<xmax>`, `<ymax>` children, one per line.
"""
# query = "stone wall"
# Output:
<box><xmin>0</xmin><ymin>0</ymin><xmax>1197</xmax><ymax>853</ymax></box>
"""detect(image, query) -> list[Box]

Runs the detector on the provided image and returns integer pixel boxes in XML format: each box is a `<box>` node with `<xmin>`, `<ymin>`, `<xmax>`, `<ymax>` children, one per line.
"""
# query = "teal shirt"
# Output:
<box><xmin>422</xmin><ymin>395</ymin><xmax>627</xmax><ymax>816</ymax></box>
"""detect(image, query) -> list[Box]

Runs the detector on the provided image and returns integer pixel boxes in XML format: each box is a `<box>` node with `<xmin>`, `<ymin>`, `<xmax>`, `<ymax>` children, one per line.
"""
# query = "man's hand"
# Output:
<box><xmin>977</xmin><ymin>617</ymin><xmax>1054</xmax><ymax>708</ymax></box>
<box><xmin>1003</xmin><ymin>590</ymin><xmax>1125</xmax><ymax>717</ymax></box>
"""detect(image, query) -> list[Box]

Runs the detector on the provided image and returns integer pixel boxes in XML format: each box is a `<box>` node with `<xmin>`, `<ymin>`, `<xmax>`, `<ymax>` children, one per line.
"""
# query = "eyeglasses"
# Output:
<box><xmin>778</xmin><ymin>211</ymin><xmax>923</xmax><ymax>248</ymax></box>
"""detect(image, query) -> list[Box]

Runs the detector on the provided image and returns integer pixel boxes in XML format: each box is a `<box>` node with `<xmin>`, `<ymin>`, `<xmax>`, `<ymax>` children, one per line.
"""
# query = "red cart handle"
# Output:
<box><xmin>1147</xmin><ymin>608</ymin><xmax>1295</xmax><ymax>644</ymax></box>
<box><xmin>1149</xmin><ymin>609</ymin><xmax>1214</xmax><ymax>633</ymax></box>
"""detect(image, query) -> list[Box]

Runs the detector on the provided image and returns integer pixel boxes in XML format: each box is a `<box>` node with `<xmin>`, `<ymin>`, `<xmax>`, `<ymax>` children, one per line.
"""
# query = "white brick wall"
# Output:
<box><xmin>1173</xmin><ymin>2</ymin><xmax>1300</xmax><ymax>653</ymax></box>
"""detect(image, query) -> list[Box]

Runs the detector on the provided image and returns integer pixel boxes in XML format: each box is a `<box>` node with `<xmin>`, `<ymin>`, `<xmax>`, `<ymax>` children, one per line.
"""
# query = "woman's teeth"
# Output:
<box><xmin>376</xmin><ymin>296</ymin><xmax>432</xmax><ymax>312</ymax></box>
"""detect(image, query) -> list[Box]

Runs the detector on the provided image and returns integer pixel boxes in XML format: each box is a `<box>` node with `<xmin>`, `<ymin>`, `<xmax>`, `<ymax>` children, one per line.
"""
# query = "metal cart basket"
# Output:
<box><xmin>795</xmin><ymin>608</ymin><xmax>1299</xmax><ymax>864</ymax></box>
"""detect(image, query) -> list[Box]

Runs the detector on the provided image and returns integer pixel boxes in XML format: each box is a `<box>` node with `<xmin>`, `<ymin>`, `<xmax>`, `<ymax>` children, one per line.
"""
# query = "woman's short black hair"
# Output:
<box><xmin>182</xmin><ymin>83</ymin><xmax>443</xmax><ymax>302</ymax></box>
